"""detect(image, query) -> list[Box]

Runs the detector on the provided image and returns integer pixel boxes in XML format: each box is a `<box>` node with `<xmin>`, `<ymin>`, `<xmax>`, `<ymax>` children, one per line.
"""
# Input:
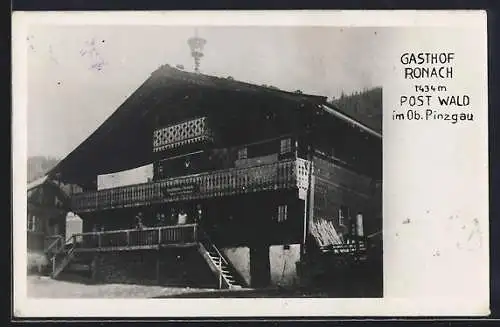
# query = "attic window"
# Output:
<box><xmin>237</xmin><ymin>147</ymin><xmax>248</xmax><ymax>160</ymax></box>
<box><xmin>280</xmin><ymin>138</ymin><xmax>292</xmax><ymax>154</ymax></box>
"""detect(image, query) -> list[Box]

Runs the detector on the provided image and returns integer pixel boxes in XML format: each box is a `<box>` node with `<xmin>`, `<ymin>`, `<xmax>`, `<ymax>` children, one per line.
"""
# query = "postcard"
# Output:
<box><xmin>12</xmin><ymin>10</ymin><xmax>489</xmax><ymax>317</ymax></box>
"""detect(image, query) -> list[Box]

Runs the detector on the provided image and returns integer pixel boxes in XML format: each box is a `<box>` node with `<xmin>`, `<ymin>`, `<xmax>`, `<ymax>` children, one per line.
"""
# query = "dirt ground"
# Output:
<box><xmin>27</xmin><ymin>275</ymin><xmax>216</xmax><ymax>298</ymax></box>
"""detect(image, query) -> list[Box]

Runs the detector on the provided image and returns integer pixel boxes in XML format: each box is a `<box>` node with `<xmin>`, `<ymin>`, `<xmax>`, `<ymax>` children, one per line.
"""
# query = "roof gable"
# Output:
<box><xmin>48</xmin><ymin>65</ymin><xmax>380</xmax><ymax>184</ymax></box>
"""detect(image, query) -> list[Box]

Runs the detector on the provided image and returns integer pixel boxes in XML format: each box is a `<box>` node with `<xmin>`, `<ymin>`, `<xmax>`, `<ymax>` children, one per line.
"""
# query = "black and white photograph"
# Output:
<box><xmin>25</xmin><ymin>24</ymin><xmax>383</xmax><ymax>299</ymax></box>
<box><xmin>13</xmin><ymin>11</ymin><xmax>489</xmax><ymax>317</ymax></box>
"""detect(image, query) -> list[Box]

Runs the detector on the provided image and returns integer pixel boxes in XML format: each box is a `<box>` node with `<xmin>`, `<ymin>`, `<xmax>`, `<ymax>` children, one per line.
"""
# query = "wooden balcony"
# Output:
<box><xmin>71</xmin><ymin>158</ymin><xmax>311</xmax><ymax>213</ymax></box>
<box><xmin>71</xmin><ymin>224</ymin><xmax>199</xmax><ymax>252</ymax></box>
<box><xmin>153</xmin><ymin>117</ymin><xmax>213</xmax><ymax>152</ymax></box>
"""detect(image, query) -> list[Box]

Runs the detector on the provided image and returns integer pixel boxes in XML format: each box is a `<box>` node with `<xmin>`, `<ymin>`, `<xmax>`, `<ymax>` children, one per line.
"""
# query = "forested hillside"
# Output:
<box><xmin>329</xmin><ymin>87</ymin><xmax>382</xmax><ymax>134</ymax></box>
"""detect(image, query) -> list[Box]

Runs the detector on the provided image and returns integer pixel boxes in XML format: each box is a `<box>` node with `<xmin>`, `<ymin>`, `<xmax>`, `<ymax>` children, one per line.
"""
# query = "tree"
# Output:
<box><xmin>329</xmin><ymin>87</ymin><xmax>382</xmax><ymax>133</ymax></box>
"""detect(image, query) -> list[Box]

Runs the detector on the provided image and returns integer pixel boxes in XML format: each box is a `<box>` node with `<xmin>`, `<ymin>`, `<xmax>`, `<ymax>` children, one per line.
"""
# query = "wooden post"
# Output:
<box><xmin>126</xmin><ymin>231</ymin><xmax>130</xmax><ymax>246</ymax></box>
<box><xmin>307</xmin><ymin>161</ymin><xmax>314</xmax><ymax>240</ymax></box>
<box><xmin>91</xmin><ymin>254</ymin><xmax>98</xmax><ymax>282</ymax></box>
<box><xmin>156</xmin><ymin>253</ymin><xmax>161</xmax><ymax>285</ymax></box>
<box><xmin>302</xmin><ymin>189</ymin><xmax>308</xmax><ymax>258</ymax></box>
<box><xmin>158</xmin><ymin>228</ymin><xmax>162</xmax><ymax>245</ymax></box>
<box><xmin>98</xmin><ymin>233</ymin><xmax>102</xmax><ymax>249</ymax></box>
<box><xmin>301</xmin><ymin>147</ymin><xmax>314</xmax><ymax>258</ymax></box>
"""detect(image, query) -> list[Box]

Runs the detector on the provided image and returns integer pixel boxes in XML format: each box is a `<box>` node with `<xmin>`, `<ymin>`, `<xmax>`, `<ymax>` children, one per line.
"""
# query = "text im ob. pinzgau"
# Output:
<box><xmin>394</xmin><ymin>52</ymin><xmax>473</xmax><ymax>124</ymax></box>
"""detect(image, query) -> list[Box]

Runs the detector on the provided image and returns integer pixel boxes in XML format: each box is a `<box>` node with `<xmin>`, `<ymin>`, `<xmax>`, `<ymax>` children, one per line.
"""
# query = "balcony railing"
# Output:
<box><xmin>71</xmin><ymin>158</ymin><xmax>310</xmax><ymax>213</ymax></box>
<box><xmin>72</xmin><ymin>224</ymin><xmax>198</xmax><ymax>251</ymax></box>
<box><xmin>153</xmin><ymin>117</ymin><xmax>213</xmax><ymax>152</ymax></box>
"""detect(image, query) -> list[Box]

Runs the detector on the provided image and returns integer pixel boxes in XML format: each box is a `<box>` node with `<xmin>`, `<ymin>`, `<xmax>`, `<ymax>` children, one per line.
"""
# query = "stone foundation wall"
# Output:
<box><xmin>92</xmin><ymin>250</ymin><xmax>158</xmax><ymax>285</ymax></box>
<box><xmin>91</xmin><ymin>247</ymin><xmax>217</xmax><ymax>288</ymax></box>
<box><xmin>89</xmin><ymin>245</ymin><xmax>306</xmax><ymax>289</ymax></box>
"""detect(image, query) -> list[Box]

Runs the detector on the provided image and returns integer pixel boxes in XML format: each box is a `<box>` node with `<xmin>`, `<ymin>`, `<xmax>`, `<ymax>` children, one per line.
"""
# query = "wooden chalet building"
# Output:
<box><xmin>27</xmin><ymin>176</ymin><xmax>71</xmax><ymax>273</ymax></box>
<box><xmin>44</xmin><ymin>65</ymin><xmax>382</xmax><ymax>292</ymax></box>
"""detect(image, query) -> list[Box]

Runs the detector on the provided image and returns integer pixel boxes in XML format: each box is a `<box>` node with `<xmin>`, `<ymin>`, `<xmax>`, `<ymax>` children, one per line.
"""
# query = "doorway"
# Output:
<box><xmin>250</xmin><ymin>245</ymin><xmax>271</xmax><ymax>288</ymax></box>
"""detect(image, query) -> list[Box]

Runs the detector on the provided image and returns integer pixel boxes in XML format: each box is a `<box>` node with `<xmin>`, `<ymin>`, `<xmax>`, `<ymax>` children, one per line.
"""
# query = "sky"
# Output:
<box><xmin>27</xmin><ymin>25</ymin><xmax>389</xmax><ymax>159</ymax></box>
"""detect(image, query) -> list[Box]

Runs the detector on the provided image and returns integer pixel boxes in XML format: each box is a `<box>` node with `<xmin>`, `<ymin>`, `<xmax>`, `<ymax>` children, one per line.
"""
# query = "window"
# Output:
<box><xmin>27</xmin><ymin>215</ymin><xmax>37</xmax><ymax>232</ymax></box>
<box><xmin>339</xmin><ymin>206</ymin><xmax>349</xmax><ymax>227</ymax></box>
<box><xmin>339</xmin><ymin>206</ymin><xmax>358</xmax><ymax>237</ymax></box>
<box><xmin>157</xmin><ymin>163</ymin><xmax>164</xmax><ymax>178</ymax></box>
<box><xmin>237</xmin><ymin>147</ymin><xmax>248</xmax><ymax>160</ymax></box>
<box><xmin>277</xmin><ymin>205</ymin><xmax>288</xmax><ymax>223</ymax></box>
<box><xmin>280</xmin><ymin>138</ymin><xmax>292</xmax><ymax>154</ymax></box>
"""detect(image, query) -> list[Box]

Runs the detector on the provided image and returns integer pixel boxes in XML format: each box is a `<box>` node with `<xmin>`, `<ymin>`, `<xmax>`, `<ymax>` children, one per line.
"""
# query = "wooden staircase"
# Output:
<box><xmin>44</xmin><ymin>235</ymin><xmax>79</xmax><ymax>279</ymax></box>
<box><xmin>51</xmin><ymin>246</ymin><xmax>76</xmax><ymax>278</ymax></box>
<box><xmin>197</xmin><ymin>230</ymin><xmax>246</xmax><ymax>289</ymax></box>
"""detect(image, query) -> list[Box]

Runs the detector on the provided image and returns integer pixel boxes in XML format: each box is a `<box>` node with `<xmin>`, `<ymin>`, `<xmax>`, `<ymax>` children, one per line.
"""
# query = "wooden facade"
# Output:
<box><xmin>27</xmin><ymin>177</ymin><xmax>70</xmax><ymax>253</ymax></box>
<box><xmin>45</xmin><ymin>65</ymin><xmax>382</xmax><ymax>291</ymax></box>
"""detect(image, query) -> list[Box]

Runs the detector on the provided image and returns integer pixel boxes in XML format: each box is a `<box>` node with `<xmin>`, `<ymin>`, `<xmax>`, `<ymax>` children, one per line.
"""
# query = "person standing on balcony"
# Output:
<box><xmin>169</xmin><ymin>208</ymin><xmax>177</xmax><ymax>226</ymax></box>
<box><xmin>135</xmin><ymin>212</ymin><xmax>145</xmax><ymax>230</ymax></box>
<box><xmin>195</xmin><ymin>204</ymin><xmax>203</xmax><ymax>224</ymax></box>
<box><xmin>178</xmin><ymin>208</ymin><xmax>188</xmax><ymax>225</ymax></box>
<box><xmin>156</xmin><ymin>212</ymin><xmax>167</xmax><ymax>226</ymax></box>
<box><xmin>155</xmin><ymin>212</ymin><xmax>162</xmax><ymax>227</ymax></box>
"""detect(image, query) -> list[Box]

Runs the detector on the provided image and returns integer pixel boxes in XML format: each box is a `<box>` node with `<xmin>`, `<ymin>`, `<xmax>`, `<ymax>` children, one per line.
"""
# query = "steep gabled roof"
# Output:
<box><xmin>48</xmin><ymin>65</ymin><xmax>380</xmax><ymax>184</ymax></box>
<box><xmin>27</xmin><ymin>175</ymin><xmax>72</xmax><ymax>210</ymax></box>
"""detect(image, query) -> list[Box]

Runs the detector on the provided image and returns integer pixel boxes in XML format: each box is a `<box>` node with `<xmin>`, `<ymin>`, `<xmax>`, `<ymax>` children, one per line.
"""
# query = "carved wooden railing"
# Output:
<box><xmin>71</xmin><ymin>159</ymin><xmax>310</xmax><ymax>213</ymax></box>
<box><xmin>72</xmin><ymin>224</ymin><xmax>198</xmax><ymax>251</ymax></box>
<box><xmin>153</xmin><ymin>117</ymin><xmax>213</xmax><ymax>152</ymax></box>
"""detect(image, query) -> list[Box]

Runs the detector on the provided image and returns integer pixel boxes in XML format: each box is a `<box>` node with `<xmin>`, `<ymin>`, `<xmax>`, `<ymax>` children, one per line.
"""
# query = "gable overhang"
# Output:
<box><xmin>321</xmin><ymin>103</ymin><xmax>382</xmax><ymax>139</ymax></box>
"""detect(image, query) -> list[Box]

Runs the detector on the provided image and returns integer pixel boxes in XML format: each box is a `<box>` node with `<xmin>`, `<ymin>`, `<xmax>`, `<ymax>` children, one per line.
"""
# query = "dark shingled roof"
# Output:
<box><xmin>48</xmin><ymin>65</ymin><xmax>380</xmax><ymax>184</ymax></box>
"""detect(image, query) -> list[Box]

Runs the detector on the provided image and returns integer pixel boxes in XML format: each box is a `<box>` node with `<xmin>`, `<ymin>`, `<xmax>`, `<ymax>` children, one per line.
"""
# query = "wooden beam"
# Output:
<box><xmin>156</xmin><ymin>252</ymin><xmax>161</xmax><ymax>285</ymax></box>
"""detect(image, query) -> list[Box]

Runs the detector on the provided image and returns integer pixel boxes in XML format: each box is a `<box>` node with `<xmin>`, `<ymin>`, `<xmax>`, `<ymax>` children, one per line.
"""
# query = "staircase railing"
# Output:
<box><xmin>44</xmin><ymin>235</ymin><xmax>65</xmax><ymax>256</ymax></box>
<box><xmin>197</xmin><ymin>229</ymin><xmax>229</xmax><ymax>265</ymax></box>
<box><xmin>50</xmin><ymin>234</ymin><xmax>78</xmax><ymax>278</ymax></box>
<box><xmin>197</xmin><ymin>228</ymin><xmax>245</xmax><ymax>289</ymax></box>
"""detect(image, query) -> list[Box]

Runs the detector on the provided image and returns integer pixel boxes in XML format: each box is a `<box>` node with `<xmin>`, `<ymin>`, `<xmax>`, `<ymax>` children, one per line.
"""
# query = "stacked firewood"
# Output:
<box><xmin>310</xmin><ymin>219</ymin><xmax>343</xmax><ymax>247</ymax></box>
